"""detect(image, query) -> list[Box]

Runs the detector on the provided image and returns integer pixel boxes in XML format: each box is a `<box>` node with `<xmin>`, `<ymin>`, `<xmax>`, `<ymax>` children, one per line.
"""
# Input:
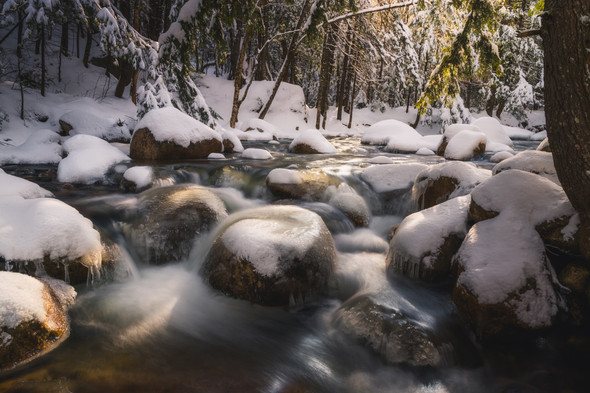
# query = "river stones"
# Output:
<box><xmin>412</xmin><ymin>162</ymin><xmax>491</xmax><ymax>210</ymax></box>
<box><xmin>126</xmin><ymin>184</ymin><xmax>228</xmax><ymax>264</ymax></box>
<box><xmin>130</xmin><ymin>107</ymin><xmax>223</xmax><ymax>160</ymax></box>
<box><xmin>331</xmin><ymin>294</ymin><xmax>444</xmax><ymax>367</ymax></box>
<box><xmin>266</xmin><ymin>168</ymin><xmax>341</xmax><ymax>201</ymax></box>
<box><xmin>201</xmin><ymin>205</ymin><xmax>336</xmax><ymax>306</ymax></box>
<box><xmin>387</xmin><ymin>196</ymin><xmax>470</xmax><ymax>282</ymax></box>
<box><xmin>0</xmin><ymin>272</ymin><xmax>76</xmax><ymax>373</ymax></box>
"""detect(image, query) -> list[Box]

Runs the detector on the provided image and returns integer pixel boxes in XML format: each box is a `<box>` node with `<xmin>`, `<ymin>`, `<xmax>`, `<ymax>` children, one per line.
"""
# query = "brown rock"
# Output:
<box><xmin>130</xmin><ymin>128</ymin><xmax>222</xmax><ymax>161</ymax></box>
<box><xmin>266</xmin><ymin>169</ymin><xmax>341</xmax><ymax>201</ymax></box>
<box><xmin>559</xmin><ymin>264</ymin><xmax>590</xmax><ymax>294</ymax></box>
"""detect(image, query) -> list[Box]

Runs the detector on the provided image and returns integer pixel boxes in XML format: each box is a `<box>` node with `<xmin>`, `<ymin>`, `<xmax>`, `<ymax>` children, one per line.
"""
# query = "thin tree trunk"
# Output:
<box><xmin>542</xmin><ymin>0</ymin><xmax>590</xmax><ymax>259</ymax></box>
<box><xmin>17</xmin><ymin>12</ymin><xmax>24</xmax><ymax>120</ymax></box>
<box><xmin>76</xmin><ymin>24</ymin><xmax>80</xmax><ymax>58</ymax></box>
<box><xmin>148</xmin><ymin>0</ymin><xmax>164</xmax><ymax>40</ymax></box>
<box><xmin>337</xmin><ymin>36</ymin><xmax>350</xmax><ymax>121</ymax></box>
<box><xmin>259</xmin><ymin>0</ymin><xmax>313</xmax><ymax>120</ymax></box>
<box><xmin>316</xmin><ymin>27</ymin><xmax>337</xmax><ymax>128</ymax></box>
<box><xmin>406</xmin><ymin>87</ymin><xmax>412</xmax><ymax>113</ymax></box>
<box><xmin>230</xmin><ymin>29</ymin><xmax>250</xmax><ymax>127</ymax></box>
<box><xmin>131</xmin><ymin>69</ymin><xmax>139</xmax><ymax>104</ymax></box>
<box><xmin>83</xmin><ymin>26</ymin><xmax>92</xmax><ymax>68</ymax></box>
<box><xmin>133</xmin><ymin>0</ymin><xmax>142</xmax><ymax>29</ymax></box>
<box><xmin>61</xmin><ymin>22</ymin><xmax>69</xmax><ymax>56</ymax></box>
<box><xmin>347</xmin><ymin>73</ymin><xmax>356</xmax><ymax>129</ymax></box>
<box><xmin>40</xmin><ymin>25</ymin><xmax>45</xmax><ymax>97</ymax></box>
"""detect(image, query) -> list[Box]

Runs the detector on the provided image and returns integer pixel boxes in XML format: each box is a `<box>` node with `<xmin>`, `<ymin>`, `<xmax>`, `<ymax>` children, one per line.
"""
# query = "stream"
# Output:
<box><xmin>1</xmin><ymin>138</ymin><xmax>588</xmax><ymax>393</ymax></box>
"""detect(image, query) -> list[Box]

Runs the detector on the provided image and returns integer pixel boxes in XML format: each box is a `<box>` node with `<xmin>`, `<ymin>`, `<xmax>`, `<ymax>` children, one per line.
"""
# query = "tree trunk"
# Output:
<box><xmin>230</xmin><ymin>28</ymin><xmax>250</xmax><ymax>128</ymax></box>
<box><xmin>542</xmin><ymin>0</ymin><xmax>590</xmax><ymax>260</ymax></box>
<box><xmin>115</xmin><ymin>59</ymin><xmax>133</xmax><ymax>98</ymax></box>
<box><xmin>347</xmin><ymin>72</ymin><xmax>356</xmax><ymax>129</ymax></box>
<box><xmin>17</xmin><ymin>12</ymin><xmax>24</xmax><ymax>120</ymax></box>
<box><xmin>485</xmin><ymin>84</ymin><xmax>497</xmax><ymax>116</ymax></box>
<box><xmin>337</xmin><ymin>35</ymin><xmax>350</xmax><ymax>121</ymax></box>
<box><xmin>495</xmin><ymin>99</ymin><xmax>506</xmax><ymax>118</ymax></box>
<box><xmin>259</xmin><ymin>0</ymin><xmax>313</xmax><ymax>120</ymax></box>
<box><xmin>316</xmin><ymin>26</ymin><xmax>337</xmax><ymax>129</ymax></box>
<box><xmin>40</xmin><ymin>25</ymin><xmax>46</xmax><ymax>97</ymax></box>
<box><xmin>406</xmin><ymin>87</ymin><xmax>412</xmax><ymax>113</ymax></box>
<box><xmin>83</xmin><ymin>26</ymin><xmax>92</xmax><ymax>68</ymax></box>
<box><xmin>133</xmin><ymin>0</ymin><xmax>142</xmax><ymax>29</ymax></box>
<box><xmin>164</xmin><ymin>0</ymin><xmax>172</xmax><ymax>31</ymax></box>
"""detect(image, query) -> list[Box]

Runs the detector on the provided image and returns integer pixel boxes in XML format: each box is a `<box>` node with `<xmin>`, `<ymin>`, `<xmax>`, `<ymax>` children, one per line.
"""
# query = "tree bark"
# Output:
<box><xmin>83</xmin><ymin>26</ymin><xmax>92</xmax><ymax>68</ymax></box>
<box><xmin>115</xmin><ymin>59</ymin><xmax>133</xmax><ymax>98</ymax></box>
<box><xmin>316</xmin><ymin>25</ymin><xmax>337</xmax><ymax>129</ymax></box>
<box><xmin>61</xmin><ymin>22</ymin><xmax>69</xmax><ymax>56</ymax></box>
<box><xmin>542</xmin><ymin>0</ymin><xmax>590</xmax><ymax>259</ymax></box>
<box><xmin>40</xmin><ymin>25</ymin><xmax>46</xmax><ymax>97</ymax></box>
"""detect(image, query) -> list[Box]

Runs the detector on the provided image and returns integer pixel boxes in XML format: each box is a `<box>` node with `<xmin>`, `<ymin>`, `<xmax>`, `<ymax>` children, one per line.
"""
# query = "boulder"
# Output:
<box><xmin>201</xmin><ymin>206</ymin><xmax>336</xmax><ymax>306</ymax></box>
<box><xmin>0</xmin><ymin>272</ymin><xmax>76</xmax><ymax>373</ymax></box>
<box><xmin>412</xmin><ymin>162</ymin><xmax>491</xmax><ymax>210</ymax></box>
<box><xmin>288</xmin><ymin>129</ymin><xmax>337</xmax><ymax>154</ymax></box>
<box><xmin>387</xmin><ymin>196</ymin><xmax>470</xmax><ymax>282</ymax></box>
<box><xmin>492</xmin><ymin>150</ymin><xmax>559</xmax><ymax>185</ymax></box>
<box><xmin>443</xmin><ymin>130</ymin><xmax>487</xmax><ymax>160</ymax></box>
<box><xmin>558</xmin><ymin>263</ymin><xmax>590</xmax><ymax>294</ymax></box>
<box><xmin>452</xmin><ymin>215</ymin><xmax>564</xmax><ymax>338</ymax></box>
<box><xmin>331</xmin><ymin>294</ymin><xmax>444</xmax><ymax>367</ymax></box>
<box><xmin>537</xmin><ymin>137</ymin><xmax>551</xmax><ymax>152</ymax></box>
<box><xmin>328</xmin><ymin>188</ymin><xmax>371</xmax><ymax>228</ymax></box>
<box><xmin>437</xmin><ymin>123</ymin><xmax>483</xmax><ymax>156</ymax></box>
<box><xmin>130</xmin><ymin>107</ymin><xmax>223</xmax><ymax>160</ymax></box>
<box><xmin>59</xmin><ymin>109</ymin><xmax>132</xmax><ymax>142</ymax></box>
<box><xmin>125</xmin><ymin>184</ymin><xmax>228</xmax><ymax>264</ymax></box>
<box><xmin>266</xmin><ymin>168</ymin><xmax>341</xmax><ymax>201</ymax></box>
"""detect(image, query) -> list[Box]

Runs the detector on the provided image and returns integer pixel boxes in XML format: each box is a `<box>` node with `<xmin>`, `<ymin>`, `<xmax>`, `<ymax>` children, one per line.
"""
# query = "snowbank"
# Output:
<box><xmin>0</xmin><ymin>169</ymin><xmax>53</xmax><ymax>199</ymax></box>
<box><xmin>361</xmin><ymin>119</ymin><xmax>420</xmax><ymax>146</ymax></box>
<box><xmin>0</xmin><ymin>129</ymin><xmax>62</xmax><ymax>165</ymax></box>
<box><xmin>60</xmin><ymin>109</ymin><xmax>132</xmax><ymax>142</ymax></box>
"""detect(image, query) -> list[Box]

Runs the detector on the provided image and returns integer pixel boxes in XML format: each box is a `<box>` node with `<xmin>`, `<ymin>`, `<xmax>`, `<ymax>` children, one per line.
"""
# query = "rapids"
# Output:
<box><xmin>1</xmin><ymin>138</ymin><xmax>586</xmax><ymax>393</ymax></box>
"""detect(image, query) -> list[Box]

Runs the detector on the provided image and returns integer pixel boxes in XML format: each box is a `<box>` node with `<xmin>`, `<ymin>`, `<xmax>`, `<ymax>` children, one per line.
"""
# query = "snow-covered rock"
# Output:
<box><xmin>122</xmin><ymin>166</ymin><xmax>153</xmax><ymax>192</ymax></box>
<box><xmin>387</xmin><ymin>196</ymin><xmax>471</xmax><ymax>282</ymax></box>
<box><xmin>241</xmin><ymin>148</ymin><xmax>273</xmax><ymax>160</ymax></box>
<box><xmin>240</xmin><ymin>118</ymin><xmax>278</xmax><ymax>141</ymax></box>
<box><xmin>266</xmin><ymin>168</ymin><xmax>340</xmax><ymax>201</ymax></box>
<box><xmin>327</xmin><ymin>184</ymin><xmax>371</xmax><ymax>227</ymax></box>
<box><xmin>59</xmin><ymin>109</ymin><xmax>132</xmax><ymax>142</ymax></box>
<box><xmin>472</xmin><ymin>116</ymin><xmax>513</xmax><ymax>146</ymax></box>
<box><xmin>360</xmin><ymin>163</ymin><xmax>428</xmax><ymax>215</ymax></box>
<box><xmin>57</xmin><ymin>134</ymin><xmax>129</xmax><ymax>184</ymax></box>
<box><xmin>201</xmin><ymin>205</ymin><xmax>335</xmax><ymax>306</ymax></box>
<box><xmin>469</xmin><ymin>169</ymin><xmax>578</xmax><ymax>253</ymax></box>
<box><xmin>531</xmin><ymin>130</ymin><xmax>547</xmax><ymax>141</ymax></box>
<box><xmin>361</xmin><ymin>119</ymin><xmax>421</xmax><ymax>146</ymax></box>
<box><xmin>0</xmin><ymin>129</ymin><xmax>63</xmax><ymax>165</ymax></box>
<box><xmin>443</xmin><ymin>130</ymin><xmax>487</xmax><ymax>160</ymax></box>
<box><xmin>0</xmin><ymin>169</ymin><xmax>54</xmax><ymax>199</ymax></box>
<box><xmin>0</xmin><ymin>272</ymin><xmax>76</xmax><ymax>372</ymax></box>
<box><xmin>367</xmin><ymin>156</ymin><xmax>394</xmax><ymax>164</ymax></box>
<box><xmin>220</xmin><ymin>129</ymin><xmax>244</xmax><ymax>153</ymax></box>
<box><xmin>503</xmin><ymin>125</ymin><xmax>534</xmax><ymax>140</ymax></box>
<box><xmin>536</xmin><ymin>137</ymin><xmax>550</xmax><ymax>152</ymax></box>
<box><xmin>452</xmin><ymin>214</ymin><xmax>564</xmax><ymax>337</ymax></box>
<box><xmin>130</xmin><ymin>107</ymin><xmax>223</xmax><ymax>160</ymax></box>
<box><xmin>125</xmin><ymin>184</ymin><xmax>228</xmax><ymax>264</ymax></box>
<box><xmin>0</xmin><ymin>194</ymin><xmax>103</xmax><ymax>282</ymax></box>
<box><xmin>412</xmin><ymin>162</ymin><xmax>491</xmax><ymax>210</ymax></box>
<box><xmin>492</xmin><ymin>150</ymin><xmax>559</xmax><ymax>185</ymax></box>
<box><xmin>437</xmin><ymin>123</ymin><xmax>483</xmax><ymax>155</ymax></box>
<box><xmin>416</xmin><ymin>147</ymin><xmax>435</xmax><ymax>156</ymax></box>
<box><xmin>489</xmin><ymin>151</ymin><xmax>514</xmax><ymax>163</ymax></box>
<box><xmin>288</xmin><ymin>129</ymin><xmax>337</xmax><ymax>154</ymax></box>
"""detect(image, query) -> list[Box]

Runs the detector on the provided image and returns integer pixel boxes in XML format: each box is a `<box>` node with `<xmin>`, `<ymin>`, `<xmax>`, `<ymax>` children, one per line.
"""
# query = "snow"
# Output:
<box><xmin>367</xmin><ymin>156</ymin><xmax>394</xmax><ymax>164</ymax></box>
<box><xmin>0</xmin><ymin>169</ymin><xmax>53</xmax><ymax>199</ymax></box>
<box><xmin>60</xmin><ymin>109</ymin><xmax>132</xmax><ymax>141</ymax></box>
<box><xmin>360</xmin><ymin>163</ymin><xmax>428</xmax><ymax>194</ymax></box>
<box><xmin>416</xmin><ymin>147</ymin><xmax>435</xmax><ymax>156</ymax></box>
<box><xmin>531</xmin><ymin>130</ymin><xmax>547</xmax><ymax>141</ymax></box>
<box><xmin>134</xmin><ymin>107</ymin><xmax>222</xmax><ymax>147</ymax></box>
<box><xmin>0</xmin><ymin>195</ymin><xmax>102</xmax><ymax>267</ymax></box>
<box><xmin>241</xmin><ymin>148</ymin><xmax>273</xmax><ymax>160</ymax></box>
<box><xmin>267</xmin><ymin>168</ymin><xmax>303</xmax><ymax>185</ymax></box>
<box><xmin>470</xmin><ymin>169</ymin><xmax>576</xmax><ymax>228</ymax></box>
<box><xmin>443</xmin><ymin>123</ymin><xmax>483</xmax><ymax>139</ymax></box>
<box><xmin>361</xmin><ymin>119</ymin><xmax>421</xmax><ymax>146</ymax></box>
<box><xmin>220</xmin><ymin>129</ymin><xmax>244</xmax><ymax>152</ymax></box>
<box><xmin>123</xmin><ymin>166</ymin><xmax>153</xmax><ymax>189</ymax></box>
<box><xmin>219</xmin><ymin>206</ymin><xmax>324</xmax><ymax>276</ymax></box>
<box><xmin>289</xmin><ymin>129</ymin><xmax>337</xmax><ymax>154</ymax></box>
<box><xmin>207</xmin><ymin>153</ymin><xmax>225</xmax><ymax>159</ymax></box>
<box><xmin>57</xmin><ymin>134</ymin><xmax>130</xmax><ymax>184</ymax></box>
<box><xmin>444</xmin><ymin>130</ymin><xmax>487</xmax><ymax>160</ymax></box>
<box><xmin>454</xmin><ymin>214</ymin><xmax>560</xmax><ymax>327</ymax></box>
<box><xmin>489</xmin><ymin>151</ymin><xmax>514</xmax><ymax>163</ymax></box>
<box><xmin>238</xmin><ymin>118</ymin><xmax>278</xmax><ymax>141</ymax></box>
<box><xmin>0</xmin><ymin>272</ymin><xmax>49</xmax><ymax>329</ymax></box>
<box><xmin>390</xmin><ymin>195</ymin><xmax>470</xmax><ymax>267</ymax></box>
<box><xmin>492</xmin><ymin>151</ymin><xmax>559</xmax><ymax>185</ymax></box>
<box><xmin>0</xmin><ymin>129</ymin><xmax>62</xmax><ymax>165</ymax></box>
<box><xmin>471</xmin><ymin>116</ymin><xmax>513</xmax><ymax>146</ymax></box>
<box><xmin>503</xmin><ymin>125</ymin><xmax>533</xmax><ymax>140</ymax></box>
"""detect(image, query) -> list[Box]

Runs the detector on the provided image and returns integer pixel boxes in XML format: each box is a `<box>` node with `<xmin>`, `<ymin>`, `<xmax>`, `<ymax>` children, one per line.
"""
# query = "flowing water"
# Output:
<box><xmin>1</xmin><ymin>138</ymin><xmax>587</xmax><ymax>393</ymax></box>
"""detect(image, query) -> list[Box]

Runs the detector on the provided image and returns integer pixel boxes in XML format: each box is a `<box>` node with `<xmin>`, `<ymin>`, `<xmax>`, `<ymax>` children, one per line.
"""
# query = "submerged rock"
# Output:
<box><xmin>266</xmin><ymin>168</ymin><xmax>341</xmax><ymax>201</ymax></box>
<box><xmin>0</xmin><ymin>272</ymin><xmax>76</xmax><ymax>373</ymax></box>
<box><xmin>332</xmin><ymin>294</ymin><xmax>445</xmax><ymax>367</ymax></box>
<box><xmin>201</xmin><ymin>205</ymin><xmax>336</xmax><ymax>306</ymax></box>
<box><xmin>126</xmin><ymin>184</ymin><xmax>228</xmax><ymax>264</ymax></box>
